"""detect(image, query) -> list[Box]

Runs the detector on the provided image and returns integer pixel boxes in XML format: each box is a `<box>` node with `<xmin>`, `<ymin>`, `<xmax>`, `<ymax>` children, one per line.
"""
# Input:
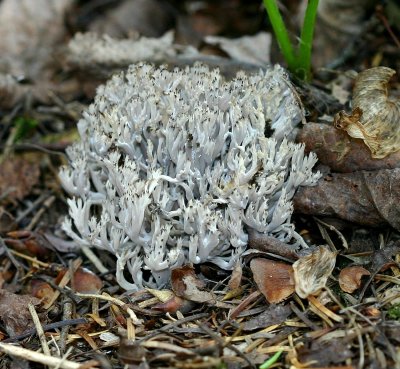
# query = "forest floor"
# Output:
<box><xmin>0</xmin><ymin>0</ymin><xmax>400</xmax><ymax>368</ymax></box>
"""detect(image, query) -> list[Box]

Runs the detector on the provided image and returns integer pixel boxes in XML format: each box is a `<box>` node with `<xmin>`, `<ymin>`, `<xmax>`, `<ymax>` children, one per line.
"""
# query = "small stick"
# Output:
<box><xmin>4</xmin><ymin>318</ymin><xmax>88</xmax><ymax>343</ymax></box>
<box><xmin>26</xmin><ymin>195</ymin><xmax>56</xmax><ymax>231</ymax></box>
<box><xmin>59</xmin><ymin>298</ymin><xmax>73</xmax><ymax>355</ymax></box>
<box><xmin>0</xmin><ymin>342</ymin><xmax>98</xmax><ymax>369</ymax></box>
<box><xmin>44</xmin><ymin>259</ymin><xmax>82</xmax><ymax>310</ymax></box>
<box><xmin>28</xmin><ymin>303</ymin><xmax>50</xmax><ymax>356</ymax></box>
<box><xmin>80</xmin><ymin>246</ymin><xmax>108</xmax><ymax>274</ymax></box>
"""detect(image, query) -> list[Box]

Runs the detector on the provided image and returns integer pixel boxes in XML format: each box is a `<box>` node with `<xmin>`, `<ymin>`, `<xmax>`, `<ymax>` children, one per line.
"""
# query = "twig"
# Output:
<box><xmin>28</xmin><ymin>303</ymin><xmax>50</xmax><ymax>356</ymax></box>
<box><xmin>136</xmin><ymin>312</ymin><xmax>209</xmax><ymax>342</ymax></box>
<box><xmin>26</xmin><ymin>195</ymin><xmax>56</xmax><ymax>231</ymax></box>
<box><xmin>0</xmin><ymin>342</ymin><xmax>98</xmax><ymax>369</ymax></box>
<box><xmin>80</xmin><ymin>246</ymin><xmax>108</xmax><ymax>274</ymax></box>
<box><xmin>44</xmin><ymin>259</ymin><xmax>82</xmax><ymax>309</ymax></box>
<box><xmin>59</xmin><ymin>298</ymin><xmax>73</xmax><ymax>355</ymax></box>
<box><xmin>15</xmin><ymin>193</ymin><xmax>49</xmax><ymax>224</ymax></box>
<box><xmin>4</xmin><ymin>318</ymin><xmax>88</xmax><ymax>343</ymax></box>
<box><xmin>198</xmin><ymin>323</ymin><xmax>256</xmax><ymax>369</ymax></box>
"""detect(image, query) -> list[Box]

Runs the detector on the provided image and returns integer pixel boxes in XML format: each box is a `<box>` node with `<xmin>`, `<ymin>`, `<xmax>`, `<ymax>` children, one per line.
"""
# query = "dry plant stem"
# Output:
<box><xmin>59</xmin><ymin>298</ymin><xmax>73</xmax><ymax>355</ymax></box>
<box><xmin>75</xmin><ymin>292</ymin><xmax>141</xmax><ymax>325</ymax></box>
<box><xmin>0</xmin><ymin>342</ymin><xmax>98</xmax><ymax>369</ymax></box>
<box><xmin>80</xmin><ymin>246</ymin><xmax>108</xmax><ymax>274</ymax></box>
<box><xmin>28</xmin><ymin>303</ymin><xmax>50</xmax><ymax>356</ymax></box>
<box><xmin>9</xmin><ymin>249</ymin><xmax>49</xmax><ymax>268</ymax></box>
<box><xmin>4</xmin><ymin>318</ymin><xmax>88</xmax><ymax>343</ymax></box>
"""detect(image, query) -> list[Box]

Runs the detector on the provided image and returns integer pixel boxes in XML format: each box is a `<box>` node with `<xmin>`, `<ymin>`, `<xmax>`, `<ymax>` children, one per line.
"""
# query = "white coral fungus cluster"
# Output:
<box><xmin>60</xmin><ymin>63</ymin><xmax>320</xmax><ymax>291</ymax></box>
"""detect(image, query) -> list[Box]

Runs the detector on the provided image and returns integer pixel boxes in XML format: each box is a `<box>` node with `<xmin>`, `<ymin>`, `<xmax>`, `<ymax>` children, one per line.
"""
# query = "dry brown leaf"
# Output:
<box><xmin>0</xmin><ymin>0</ymin><xmax>73</xmax><ymax>77</ymax></box>
<box><xmin>293</xmin><ymin>246</ymin><xmax>336</xmax><ymax>299</ymax></box>
<box><xmin>294</xmin><ymin>169</ymin><xmax>400</xmax><ymax>231</ymax></box>
<box><xmin>243</xmin><ymin>304</ymin><xmax>292</xmax><ymax>331</ymax></box>
<box><xmin>250</xmin><ymin>258</ymin><xmax>295</xmax><ymax>303</ymax></box>
<box><xmin>298</xmin><ymin>0</ymin><xmax>372</xmax><ymax>68</ymax></box>
<box><xmin>0</xmin><ymin>289</ymin><xmax>41</xmax><ymax>336</ymax></box>
<box><xmin>88</xmin><ymin>0</ymin><xmax>174</xmax><ymax>38</ymax></box>
<box><xmin>171</xmin><ymin>264</ymin><xmax>214</xmax><ymax>303</ymax></box>
<box><xmin>339</xmin><ymin>266</ymin><xmax>370</xmax><ymax>293</ymax></box>
<box><xmin>0</xmin><ymin>157</ymin><xmax>40</xmax><ymax>204</ymax></box>
<box><xmin>204</xmin><ymin>32</ymin><xmax>271</xmax><ymax>66</ymax></box>
<box><xmin>296</xmin><ymin>122</ymin><xmax>400</xmax><ymax>173</ymax></box>
<box><xmin>334</xmin><ymin>67</ymin><xmax>400</xmax><ymax>159</ymax></box>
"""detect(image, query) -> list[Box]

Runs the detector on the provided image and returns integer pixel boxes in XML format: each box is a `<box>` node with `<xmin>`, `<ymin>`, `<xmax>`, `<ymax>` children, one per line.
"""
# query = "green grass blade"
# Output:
<box><xmin>259</xmin><ymin>350</ymin><xmax>284</xmax><ymax>369</ymax></box>
<box><xmin>297</xmin><ymin>0</ymin><xmax>319</xmax><ymax>81</ymax></box>
<box><xmin>263</xmin><ymin>0</ymin><xmax>296</xmax><ymax>70</ymax></box>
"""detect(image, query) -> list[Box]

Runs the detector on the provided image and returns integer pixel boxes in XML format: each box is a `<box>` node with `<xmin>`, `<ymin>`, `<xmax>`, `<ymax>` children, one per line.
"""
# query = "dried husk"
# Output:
<box><xmin>293</xmin><ymin>246</ymin><xmax>337</xmax><ymax>299</ymax></box>
<box><xmin>334</xmin><ymin>67</ymin><xmax>400</xmax><ymax>159</ymax></box>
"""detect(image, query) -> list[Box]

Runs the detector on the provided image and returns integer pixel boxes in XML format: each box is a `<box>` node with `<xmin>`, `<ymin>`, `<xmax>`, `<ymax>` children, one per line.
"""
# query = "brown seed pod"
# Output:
<box><xmin>334</xmin><ymin>67</ymin><xmax>400</xmax><ymax>159</ymax></box>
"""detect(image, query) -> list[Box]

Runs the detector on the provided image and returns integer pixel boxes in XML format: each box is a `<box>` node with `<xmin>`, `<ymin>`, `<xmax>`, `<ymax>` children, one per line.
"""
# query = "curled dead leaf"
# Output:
<box><xmin>293</xmin><ymin>246</ymin><xmax>336</xmax><ymax>299</ymax></box>
<box><xmin>338</xmin><ymin>266</ymin><xmax>370</xmax><ymax>293</ymax></box>
<box><xmin>334</xmin><ymin>67</ymin><xmax>400</xmax><ymax>159</ymax></box>
<box><xmin>250</xmin><ymin>258</ymin><xmax>295</xmax><ymax>303</ymax></box>
<box><xmin>171</xmin><ymin>264</ymin><xmax>214</xmax><ymax>303</ymax></box>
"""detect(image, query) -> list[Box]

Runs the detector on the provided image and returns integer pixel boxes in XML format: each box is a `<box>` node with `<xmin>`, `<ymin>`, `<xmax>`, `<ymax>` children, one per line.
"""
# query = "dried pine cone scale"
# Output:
<box><xmin>60</xmin><ymin>63</ymin><xmax>320</xmax><ymax>291</ymax></box>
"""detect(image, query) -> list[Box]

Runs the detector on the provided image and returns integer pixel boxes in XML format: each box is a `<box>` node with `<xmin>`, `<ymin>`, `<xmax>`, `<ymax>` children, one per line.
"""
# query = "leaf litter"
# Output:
<box><xmin>0</xmin><ymin>0</ymin><xmax>399</xmax><ymax>368</ymax></box>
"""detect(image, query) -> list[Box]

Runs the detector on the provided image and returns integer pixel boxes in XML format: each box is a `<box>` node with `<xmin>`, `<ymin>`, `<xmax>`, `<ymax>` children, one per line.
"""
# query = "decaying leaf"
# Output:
<box><xmin>298</xmin><ymin>0</ymin><xmax>374</xmax><ymax>68</ymax></box>
<box><xmin>339</xmin><ymin>266</ymin><xmax>370</xmax><ymax>293</ymax></box>
<box><xmin>0</xmin><ymin>289</ymin><xmax>41</xmax><ymax>336</ymax></box>
<box><xmin>297</xmin><ymin>122</ymin><xmax>400</xmax><ymax>172</ymax></box>
<box><xmin>296</xmin><ymin>339</ymin><xmax>354</xmax><ymax>367</ymax></box>
<box><xmin>294</xmin><ymin>169</ymin><xmax>400</xmax><ymax>231</ymax></box>
<box><xmin>67</xmin><ymin>31</ymin><xmax>194</xmax><ymax>75</ymax></box>
<box><xmin>243</xmin><ymin>304</ymin><xmax>292</xmax><ymax>331</ymax></box>
<box><xmin>204</xmin><ymin>32</ymin><xmax>271</xmax><ymax>66</ymax></box>
<box><xmin>171</xmin><ymin>265</ymin><xmax>214</xmax><ymax>303</ymax></box>
<box><xmin>250</xmin><ymin>258</ymin><xmax>295</xmax><ymax>303</ymax></box>
<box><xmin>0</xmin><ymin>157</ymin><xmax>40</xmax><ymax>204</ymax></box>
<box><xmin>6</xmin><ymin>230</ymin><xmax>50</xmax><ymax>258</ymax></box>
<box><xmin>88</xmin><ymin>0</ymin><xmax>175</xmax><ymax>38</ymax></box>
<box><xmin>293</xmin><ymin>246</ymin><xmax>336</xmax><ymax>299</ymax></box>
<box><xmin>334</xmin><ymin>67</ymin><xmax>400</xmax><ymax>159</ymax></box>
<box><xmin>0</xmin><ymin>0</ymin><xmax>73</xmax><ymax>77</ymax></box>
